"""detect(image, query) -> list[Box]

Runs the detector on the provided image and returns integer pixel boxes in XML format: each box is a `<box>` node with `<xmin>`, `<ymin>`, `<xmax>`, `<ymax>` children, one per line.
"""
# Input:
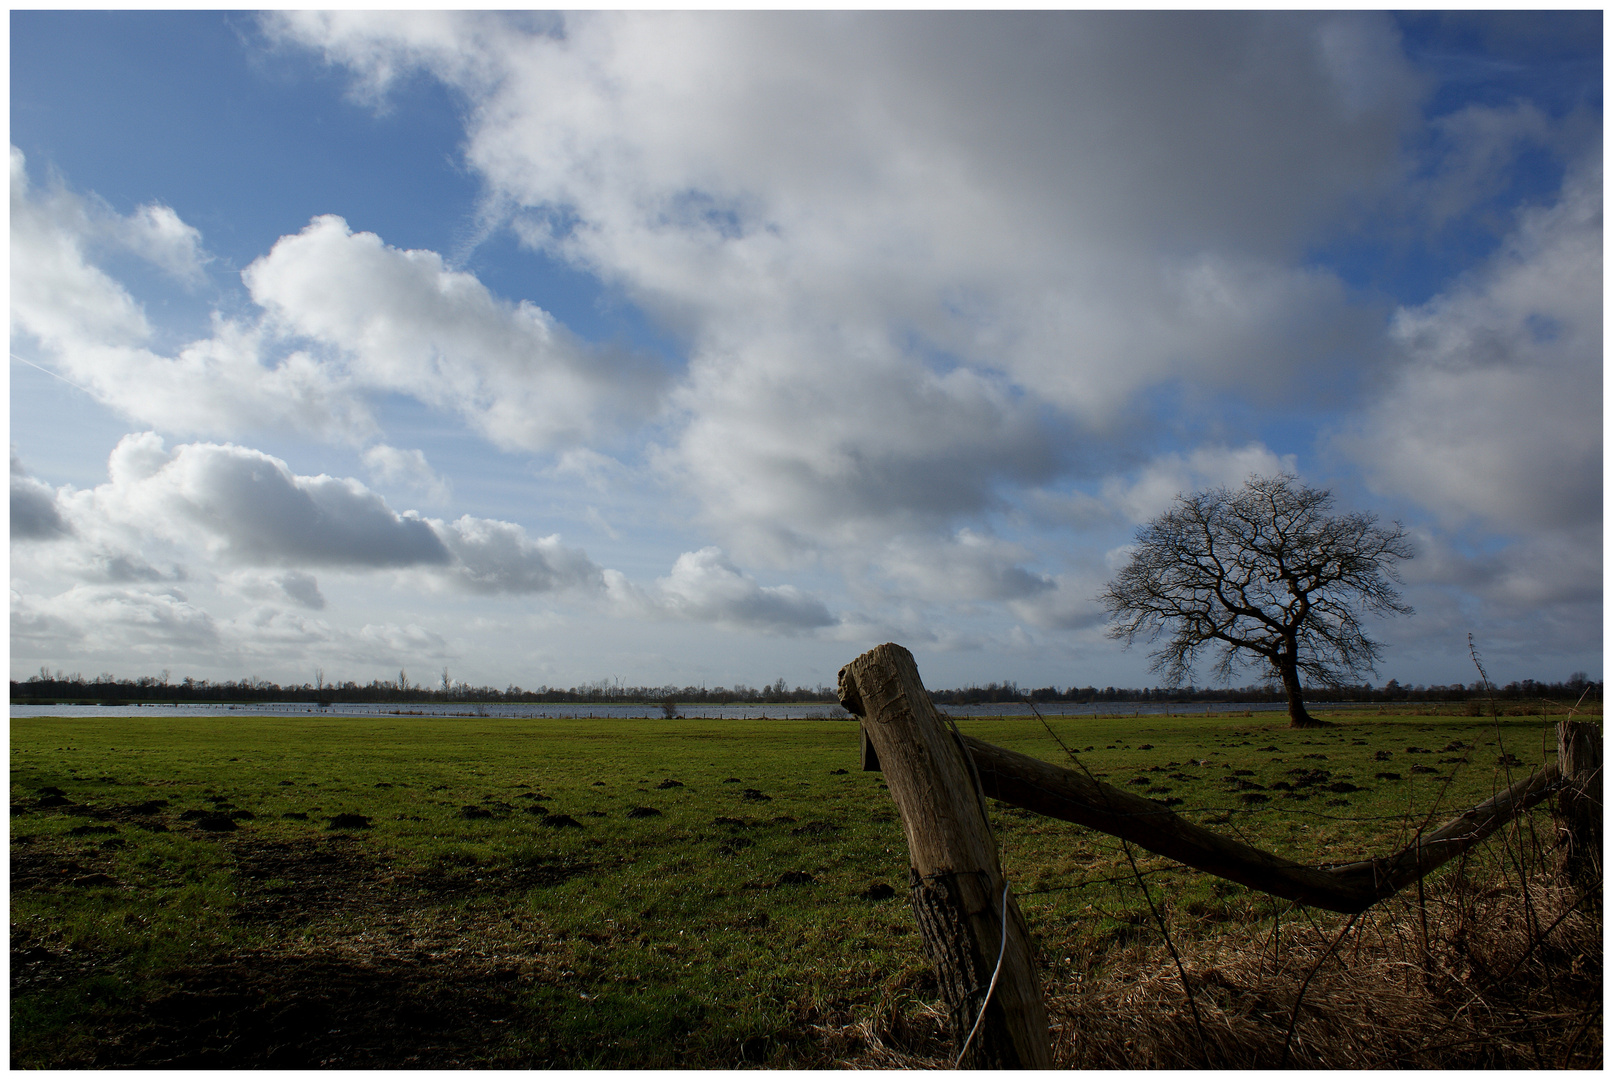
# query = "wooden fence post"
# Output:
<box><xmin>839</xmin><ymin>644</ymin><xmax>1051</xmax><ymax>1069</ymax></box>
<box><xmin>1557</xmin><ymin>720</ymin><xmax>1602</xmax><ymax>893</ymax></box>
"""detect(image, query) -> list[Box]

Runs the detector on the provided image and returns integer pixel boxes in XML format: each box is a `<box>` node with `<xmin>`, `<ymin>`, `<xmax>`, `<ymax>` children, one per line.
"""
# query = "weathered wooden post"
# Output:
<box><xmin>1556</xmin><ymin>720</ymin><xmax>1602</xmax><ymax>893</ymax></box>
<box><xmin>839</xmin><ymin>643</ymin><xmax>1051</xmax><ymax>1069</ymax></box>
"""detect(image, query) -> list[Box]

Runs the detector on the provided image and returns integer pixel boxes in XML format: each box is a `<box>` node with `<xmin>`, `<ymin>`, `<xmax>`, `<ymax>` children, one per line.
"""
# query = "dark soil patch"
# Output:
<box><xmin>11</xmin><ymin>845</ymin><xmax>108</xmax><ymax>892</ymax></box>
<box><xmin>230</xmin><ymin>836</ymin><xmax>383</xmax><ymax>925</ymax></box>
<box><xmin>860</xmin><ymin>882</ymin><xmax>897</xmax><ymax>901</ymax></box>
<box><xmin>655</xmin><ymin>780</ymin><xmax>684</xmax><ymax>789</ymax></box>
<box><xmin>327</xmin><ymin>814</ymin><xmax>371</xmax><ymax>830</ymax></box>
<box><xmin>43</xmin><ymin>948</ymin><xmax>555</xmax><ymax>1068</ymax></box>
<box><xmin>775</xmin><ymin>870</ymin><xmax>815</xmax><ymax>886</ymax></box>
<box><xmin>626</xmin><ymin>806</ymin><xmax>662</xmax><ymax>819</ymax></box>
<box><xmin>790</xmin><ymin>821</ymin><xmax>839</xmax><ymax>836</ymax></box>
<box><xmin>541</xmin><ymin>814</ymin><xmax>584</xmax><ymax>829</ymax></box>
<box><xmin>71</xmin><ymin>872</ymin><xmax>120</xmax><ymax>887</ymax></box>
<box><xmin>740</xmin><ymin>789</ymin><xmax>771</xmax><ymax>802</ymax></box>
<box><xmin>408</xmin><ymin>857</ymin><xmax>597</xmax><ymax>899</ymax></box>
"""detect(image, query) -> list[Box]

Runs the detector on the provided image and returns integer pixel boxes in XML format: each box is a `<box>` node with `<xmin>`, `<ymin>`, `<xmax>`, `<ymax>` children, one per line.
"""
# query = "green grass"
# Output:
<box><xmin>10</xmin><ymin>708</ymin><xmax>1566</xmax><ymax>1067</ymax></box>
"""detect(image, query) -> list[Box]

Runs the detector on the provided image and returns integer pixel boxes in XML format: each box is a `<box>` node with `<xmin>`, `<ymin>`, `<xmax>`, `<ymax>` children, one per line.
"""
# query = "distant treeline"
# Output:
<box><xmin>937</xmin><ymin>675</ymin><xmax>1601</xmax><ymax>706</ymax></box>
<box><xmin>10</xmin><ymin>669</ymin><xmax>1601</xmax><ymax>707</ymax></box>
<box><xmin>10</xmin><ymin>671</ymin><xmax>838</xmax><ymax>706</ymax></box>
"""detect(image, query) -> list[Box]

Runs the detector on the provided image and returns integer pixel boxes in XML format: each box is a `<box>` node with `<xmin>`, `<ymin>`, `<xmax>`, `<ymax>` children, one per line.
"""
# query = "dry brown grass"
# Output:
<box><xmin>829</xmin><ymin>848</ymin><xmax>1600</xmax><ymax>1069</ymax></box>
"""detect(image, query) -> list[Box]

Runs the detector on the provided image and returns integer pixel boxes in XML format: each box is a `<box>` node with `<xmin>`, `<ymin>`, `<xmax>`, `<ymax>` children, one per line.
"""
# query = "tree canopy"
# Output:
<box><xmin>1100</xmin><ymin>474</ymin><xmax>1413</xmax><ymax>728</ymax></box>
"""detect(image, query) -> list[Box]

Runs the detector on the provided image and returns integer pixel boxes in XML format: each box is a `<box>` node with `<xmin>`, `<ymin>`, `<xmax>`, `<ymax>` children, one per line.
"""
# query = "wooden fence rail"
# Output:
<box><xmin>838</xmin><ymin>642</ymin><xmax>1600</xmax><ymax>1069</ymax></box>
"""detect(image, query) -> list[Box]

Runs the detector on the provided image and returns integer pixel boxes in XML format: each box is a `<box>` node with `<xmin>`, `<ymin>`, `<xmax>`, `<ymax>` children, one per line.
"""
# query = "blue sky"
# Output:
<box><xmin>9</xmin><ymin>11</ymin><xmax>1603</xmax><ymax>693</ymax></box>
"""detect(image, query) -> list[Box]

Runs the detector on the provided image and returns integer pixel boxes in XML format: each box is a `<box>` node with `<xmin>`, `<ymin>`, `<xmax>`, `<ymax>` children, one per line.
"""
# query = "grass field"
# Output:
<box><xmin>10</xmin><ymin>706</ymin><xmax>1595</xmax><ymax>1067</ymax></box>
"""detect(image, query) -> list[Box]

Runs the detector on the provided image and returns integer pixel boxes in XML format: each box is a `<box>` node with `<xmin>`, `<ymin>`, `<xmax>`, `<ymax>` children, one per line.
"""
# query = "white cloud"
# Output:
<box><xmin>12</xmin><ymin>153</ymin><xmax>661</xmax><ymax>453</ymax></box>
<box><xmin>51</xmin><ymin>435</ymin><xmax>607</xmax><ymax>599</ymax></box>
<box><xmin>11</xmin><ymin>585</ymin><xmax>221</xmax><ymax>654</ymax></box>
<box><xmin>357</xmin><ymin>622</ymin><xmax>450</xmax><ymax>658</ymax></box>
<box><xmin>118</xmin><ymin>202</ymin><xmax>209</xmax><ymax>285</ymax></box>
<box><xmin>1337</xmin><ymin>156</ymin><xmax>1602</xmax><ymax>530</ymax></box>
<box><xmin>10</xmin><ymin>149</ymin><xmax>373</xmax><ymax>443</ymax></box>
<box><xmin>1103</xmin><ymin>444</ymin><xmax>1300</xmax><ymax>525</ymax></box>
<box><xmin>1007</xmin><ymin>574</ymin><xmax>1110</xmax><ymax>632</ymax></box>
<box><xmin>10</xmin><ymin>147</ymin><xmax>153</xmax><ymax>349</ymax></box>
<box><xmin>229</xmin><ymin>570</ymin><xmax>328</xmax><ymax>611</ymax></box>
<box><xmin>876</xmin><ymin>530</ymin><xmax>1053</xmax><ymax>605</ymax></box>
<box><xmin>363</xmin><ymin>444</ymin><xmax>451</xmax><ymax>504</ymax></box>
<box><xmin>244</xmin><ymin>214</ymin><xmax>666</xmax><ymax>451</ymax></box>
<box><xmin>11</xmin><ymin>451</ymin><xmax>71</xmax><ymax>541</ymax></box>
<box><xmin>607</xmin><ymin>547</ymin><xmax>835</xmax><ymax>633</ymax></box>
<box><xmin>278</xmin><ymin>573</ymin><xmax>327</xmax><ymax>611</ymax></box>
<box><xmin>661</xmin><ymin>342</ymin><xmax>1056</xmax><ymax>562</ymax></box>
<box><xmin>434</xmin><ymin>515</ymin><xmax>604</xmax><ymax>595</ymax></box>
<box><xmin>266</xmin><ymin>11</ymin><xmax>1413</xmax><ymax>554</ymax></box>
<box><xmin>81</xmin><ymin>433</ymin><xmax>451</xmax><ymax>568</ymax></box>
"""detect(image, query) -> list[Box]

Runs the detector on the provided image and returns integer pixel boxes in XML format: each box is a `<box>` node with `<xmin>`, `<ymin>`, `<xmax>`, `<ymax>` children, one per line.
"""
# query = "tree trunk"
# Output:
<box><xmin>1276</xmin><ymin>654</ymin><xmax>1328</xmax><ymax>728</ymax></box>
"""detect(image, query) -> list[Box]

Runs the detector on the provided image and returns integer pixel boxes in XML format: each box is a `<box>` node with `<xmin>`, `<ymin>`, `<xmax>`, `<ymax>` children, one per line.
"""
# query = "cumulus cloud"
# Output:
<box><xmin>1007</xmin><ymin>574</ymin><xmax>1110</xmax><ymax>632</ymax></box>
<box><xmin>11</xmin><ymin>585</ymin><xmax>220</xmax><ymax>654</ymax></box>
<box><xmin>117</xmin><ymin>202</ymin><xmax>209</xmax><ymax>285</ymax></box>
<box><xmin>1337</xmin><ymin>156</ymin><xmax>1602</xmax><ymax>530</ymax></box>
<box><xmin>876</xmin><ymin>530</ymin><xmax>1053</xmax><ymax>605</ymax></box>
<box><xmin>1102</xmin><ymin>444</ymin><xmax>1300</xmax><ymax>525</ymax></box>
<box><xmin>85</xmin><ymin>433</ymin><xmax>450</xmax><ymax>568</ymax></box>
<box><xmin>266</xmin><ymin>11</ymin><xmax>1413</xmax><ymax>555</ymax></box>
<box><xmin>276</xmin><ymin>572</ymin><xmax>327</xmax><ymax>610</ymax></box>
<box><xmin>56</xmin><ymin>435</ymin><xmax>607</xmax><ymax>599</ymax></box>
<box><xmin>607</xmin><ymin>547</ymin><xmax>836</xmax><ymax>633</ymax></box>
<box><xmin>230</xmin><ymin>570</ymin><xmax>328</xmax><ymax>611</ymax></box>
<box><xmin>10</xmin><ymin>147</ymin><xmax>154</xmax><ymax>349</ymax></box>
<box><xmin>11</xmin><ymin>153</ymin><xmax>660</xmax><ymax>452</ymax></box>
<box><xmin>11</xmin><ymin>451</ymin><xmax>71</xmax><ymax>540</ymax></box>
<box><xmin>363</xmin><ymin>444</ymin><xmax>451</xmax><ymax>503</ymax></box>
<box><xmin>10</xmin><ymin>149</ymin><xmax>373</xmax><ymax>442</ymax></box>
<box><xmin>245</xmin><ymin>214</ymin><xmax>666</xmax><ymax>451</ymax></box>
<box><xmin>435</xmin><ymin>515</ymin><xmax>604</xmax><ymax>595</ymax></box>
<box><xmin>662</xmin><ymin>345</ymin><xmax>1057</xmax><ymax>561</ymax></box>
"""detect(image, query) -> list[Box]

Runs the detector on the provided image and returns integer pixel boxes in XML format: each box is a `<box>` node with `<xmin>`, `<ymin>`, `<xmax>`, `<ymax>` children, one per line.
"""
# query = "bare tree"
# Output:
<box><xmin>1100</xmin><ymin>474</ymin><xmax>1413</xmax><ymax>729</ymax></box>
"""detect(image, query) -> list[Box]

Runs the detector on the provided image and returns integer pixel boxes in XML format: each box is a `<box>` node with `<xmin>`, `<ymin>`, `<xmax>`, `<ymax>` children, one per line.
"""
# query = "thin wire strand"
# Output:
<box><xmin>954</xmin><ymin>880</ymin><xmax>1011</xmax><ymax>1067</ymax></box>
<box><xmin>1021</xmin><ymin>698</ymin><xmax>1211</xmax><ymax>1061</ymax></box>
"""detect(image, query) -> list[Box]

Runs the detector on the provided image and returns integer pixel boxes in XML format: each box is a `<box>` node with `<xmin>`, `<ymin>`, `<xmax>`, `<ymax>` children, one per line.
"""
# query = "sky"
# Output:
<box><xmin>8</xmin><ymin>11</ymin><xmax>1604</xmax><ymax>694</ymax></box>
